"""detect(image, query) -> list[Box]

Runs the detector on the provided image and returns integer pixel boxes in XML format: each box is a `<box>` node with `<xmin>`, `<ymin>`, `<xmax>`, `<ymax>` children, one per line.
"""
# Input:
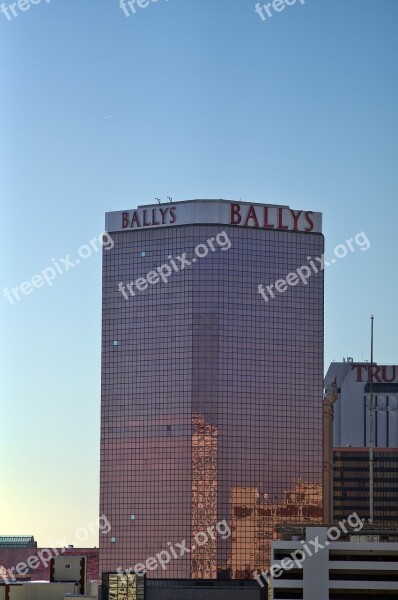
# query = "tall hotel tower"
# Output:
<box><xmin>100</xmin><ymin>199</ymin><xmax>324</xmax><ymax>581</ymax></box>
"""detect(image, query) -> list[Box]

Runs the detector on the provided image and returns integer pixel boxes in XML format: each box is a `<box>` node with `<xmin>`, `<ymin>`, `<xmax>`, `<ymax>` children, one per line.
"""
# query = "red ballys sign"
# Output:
<box><xmin>105</xmin><ymin>201</ymin><xmax>322</xmax><ymax>234</ymax></box>
<box><xmin>122</xmin><ymin>206</ymin><xmax>176</xmax><ymax>229</ymax></box>
<box><xmin>229</xmin><ymin>203</ymin><xmax>314</xmax><ymax>232</ymax></box>
<box><xmin>352</xmin><ymin>364</ymin><xmax>398</xmax><ymax>383</ymax></box>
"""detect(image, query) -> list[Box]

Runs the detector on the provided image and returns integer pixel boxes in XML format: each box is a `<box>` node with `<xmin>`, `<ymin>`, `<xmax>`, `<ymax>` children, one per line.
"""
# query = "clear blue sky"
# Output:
<box><xmin>1</xmin><ymin>0</ymin><xmax>397</xmax><ymax>546</ymax></box>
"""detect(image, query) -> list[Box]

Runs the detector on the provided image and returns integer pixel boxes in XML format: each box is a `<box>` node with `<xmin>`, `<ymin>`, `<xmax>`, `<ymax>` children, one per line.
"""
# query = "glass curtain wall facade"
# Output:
<box><xmin>100</xmin><ymin>216</ymin><xmax>324</xmax><ymax>579</ymax></box>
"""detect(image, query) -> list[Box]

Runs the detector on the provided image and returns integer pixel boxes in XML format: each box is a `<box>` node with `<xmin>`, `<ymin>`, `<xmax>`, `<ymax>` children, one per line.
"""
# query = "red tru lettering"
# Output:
<box><xmin>352</xmin><ymin>364</ymin><xmax>398</xmax><ymax>383</ymax></box>
<box><xmin>382</xmin><ymin>365</ymin><xmax>397</xmax><ymax>382</ymax></box>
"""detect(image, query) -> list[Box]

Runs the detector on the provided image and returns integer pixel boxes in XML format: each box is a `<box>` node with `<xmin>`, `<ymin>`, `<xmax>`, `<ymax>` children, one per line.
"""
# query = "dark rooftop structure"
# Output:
<box><xmin>0</xmin><ymin>536</ymin><xmax>37</xmax><ymax>549</ymax></box>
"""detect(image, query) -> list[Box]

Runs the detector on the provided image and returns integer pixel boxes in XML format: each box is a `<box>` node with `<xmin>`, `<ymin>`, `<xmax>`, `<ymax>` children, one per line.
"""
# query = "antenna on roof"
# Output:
<box><xmin>167</xmin><ymin>196</ymin><xmax>173</xmax><ymax>203</ymax></box>
<box><xmin>369</xmin><ymin>315</ymin><xmax>375</xmax><ymax>524</ymax></box>
<box><xmin>155</xmin><ymin>198</ymin><xmax>161</xmax><ymax>204</ymax></box>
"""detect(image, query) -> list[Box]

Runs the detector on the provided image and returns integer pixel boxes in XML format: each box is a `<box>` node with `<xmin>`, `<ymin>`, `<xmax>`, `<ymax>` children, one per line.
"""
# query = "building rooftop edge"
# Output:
<box><xmin>329</xmin><ymin>361</ymin><xmax>398</xmax><ymax>365</ymax></box>
<box><xmin>106</xmin><ymin>198</ymin><xmax>297</xmax><ymax>215</ymax></box>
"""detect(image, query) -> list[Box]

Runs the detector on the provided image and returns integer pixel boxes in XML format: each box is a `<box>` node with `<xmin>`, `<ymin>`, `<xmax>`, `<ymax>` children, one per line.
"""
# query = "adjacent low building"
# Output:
<box><xmin>0</xmin><ymin>556</ymin><xmax>98</xmax><ymax>600</ymax></box>
<box><xmin>270</xmin><ymin>525</ymin><xmax>398</xmax><ymax>600</ymax></box>
<box><xmin>0</xmin><ymin>547</ymin><xmax>99</xmax><ymax>583</ymax></box>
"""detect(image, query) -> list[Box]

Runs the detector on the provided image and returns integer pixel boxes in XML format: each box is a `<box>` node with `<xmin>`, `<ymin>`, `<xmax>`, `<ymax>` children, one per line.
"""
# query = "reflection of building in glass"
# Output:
<box><xmin>191</xmin><ymin>414</ymin><xmax>218</xmax><ymax>578</ymax></box>
<box><xmin>100</xmin><ymin>200</ymin><xmax>324</xmax><ymax>580</ymax></box>
<box><xmin>231</xmin><ymin>480</ymin><xmax>323</xmax><ymax>577</ymax></box>
<box><xmin>231</xmin><ymin>487</ymin><xmax>260</xmax><ymax>579</ymax></box>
